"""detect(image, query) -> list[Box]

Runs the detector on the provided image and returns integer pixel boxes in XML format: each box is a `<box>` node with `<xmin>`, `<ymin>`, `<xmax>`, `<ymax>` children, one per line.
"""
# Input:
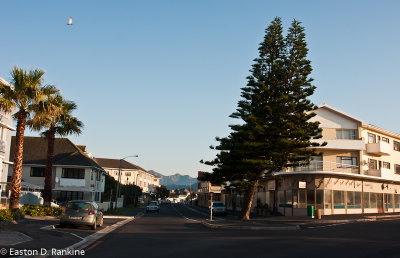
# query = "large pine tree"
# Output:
<box><xmin>203</xmin><ymin>18</ymin><xmax>323</xmax><ymax>220</ymax></box>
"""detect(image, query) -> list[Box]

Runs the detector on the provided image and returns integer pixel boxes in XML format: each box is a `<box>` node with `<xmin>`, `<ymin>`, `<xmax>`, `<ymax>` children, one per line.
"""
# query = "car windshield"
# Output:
<box><xmin>67</xmin><ymin>202</ymin><xmax>90</xmax><ymax>210</ymax></box>
<box><xmin>213</xmin><ymin>202</ymin><xmax>224</xmax><ymax>207</ymax></box>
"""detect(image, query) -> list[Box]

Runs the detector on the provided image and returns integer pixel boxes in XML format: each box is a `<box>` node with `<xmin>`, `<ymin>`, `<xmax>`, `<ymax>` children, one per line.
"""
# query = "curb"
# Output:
<box><xmin>201</xmin><ymin>221</ymin><xmax>300</xmax><ymax>231</ymax></box>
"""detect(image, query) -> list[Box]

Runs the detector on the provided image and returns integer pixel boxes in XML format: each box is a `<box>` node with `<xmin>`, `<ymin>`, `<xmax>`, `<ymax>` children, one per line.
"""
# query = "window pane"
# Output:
<box><xmin>324</xmin><ymin>190</ymin><xmax>332</xmax><ymax>209</ymax></box>
<box><xmin>363</xmin><ymin>192</ymin><xmax>370</xmax><ymax>208</ymax></box>
<box><xmin>278</xmin><ymin>190</ymin><xmax>285</xmax><ymax>208</ymax></box>
<box><xmin>286</xmin><ymin>190</ymin><xmax>292</xmax><ymax>207</ymax></box>
<box><xmin>316</xmin><ymin>190</ymin><xmax>324</xmax><ymax>209</ymax></box>
<box><xmin>354</xmin><ymin>192</ymin><xmax>361</xmax><ymax>208</ymax></box>
<box><xmin>307</xmin><ymin>190</ymin><xmax>314</xmax><ymax>207</ymax></box>
<box><xmin>334</xmin><ymin>191</ymin><xmax>345</xmax><ymax>208</ymax></box>
<box><xmin>347</xmin><ymin>191</ymin><xmax>355</xmax><ymax>208</ymax></box>
<box><xmin>370</xmin><ymin>193</ymin><xmax>377</xmax><ymax>208</ymax></box>
<box><xmin>293</xmin><ymin>190</ymin><xmax>298</xmax><ymax>208</ymax></box>
<box><xmin>298</xmin><ymin>189</ymin><xmax>306</xmax><ymax>208</ymax></box>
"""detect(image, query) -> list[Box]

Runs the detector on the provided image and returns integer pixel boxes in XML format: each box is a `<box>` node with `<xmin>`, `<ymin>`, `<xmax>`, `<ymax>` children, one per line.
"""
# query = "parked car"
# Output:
<box><xmin>211</xmin><ymin>201</ymin><xmax>227</xmax><ymax>216</ymax></box>
<box><xmin>146</xmin><ymin>201</ymin><xmax>160</xmax><ymax>213</ymax></box>
<box><xmin>60</xmin><ymin>200</ymin><xmax>104</xmax><ymax>230</ymax></box>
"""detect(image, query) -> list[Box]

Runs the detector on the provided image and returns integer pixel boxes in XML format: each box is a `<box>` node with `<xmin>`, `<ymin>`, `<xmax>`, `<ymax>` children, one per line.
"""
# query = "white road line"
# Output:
<box><xmin>40</xmin><ymin>225</ymin><xmax>85</xmax><ymax>240</ymax></box>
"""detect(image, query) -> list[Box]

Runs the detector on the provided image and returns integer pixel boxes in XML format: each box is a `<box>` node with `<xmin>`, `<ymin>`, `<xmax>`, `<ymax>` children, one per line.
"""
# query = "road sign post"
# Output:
<box><xmin>210</xmin><ymin>192</ymin><xmax>213</xmax><ymax>221</ymax></box>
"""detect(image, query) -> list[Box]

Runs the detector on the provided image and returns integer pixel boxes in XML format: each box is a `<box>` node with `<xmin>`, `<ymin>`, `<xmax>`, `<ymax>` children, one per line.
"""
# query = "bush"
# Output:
<box><xmin>0</xmin><ymin>209</ymin><xmax>25</xmax><ymax>221</ymax></box>
<box><xmin>20</xmin><ymin>205</ymin><xmax>63</xmax><ymax>217</ymax></box>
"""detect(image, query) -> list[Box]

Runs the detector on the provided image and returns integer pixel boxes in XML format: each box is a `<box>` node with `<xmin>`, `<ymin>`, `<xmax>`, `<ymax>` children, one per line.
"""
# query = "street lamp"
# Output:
<box><xmin>114</xmin><ymin>155</ymin><xmax>138</xmax><ymax>209</ymax></box>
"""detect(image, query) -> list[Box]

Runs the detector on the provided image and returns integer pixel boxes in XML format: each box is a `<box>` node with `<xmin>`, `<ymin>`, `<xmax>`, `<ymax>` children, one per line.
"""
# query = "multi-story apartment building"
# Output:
<box><xmin>0</xmin><ymin>78</ymin><xmax>15</xmax><ymax>208</ymax></box>
<box><xmin>95</xmin><ymin>158</ymin><xmax>160</xmax><ymax>193</ymax></box>
<box><xmin>266</xmin><ymin>104</ymin><xmax>400</xmax><ymax>216</ymax></box>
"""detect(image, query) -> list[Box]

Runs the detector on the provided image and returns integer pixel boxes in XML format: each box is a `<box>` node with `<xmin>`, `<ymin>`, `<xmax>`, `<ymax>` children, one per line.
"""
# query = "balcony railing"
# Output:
<box><xmin>283</xmin><ymin>161</ymin><xmax>360</xmax><ymax>174</ymax></box>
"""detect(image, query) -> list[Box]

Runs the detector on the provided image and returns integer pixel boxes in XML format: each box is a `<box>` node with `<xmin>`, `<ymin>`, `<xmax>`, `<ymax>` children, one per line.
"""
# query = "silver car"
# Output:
<box><xmin>60</xmin><ymin>200</ymin><xmax>104</xmax><ymax>230</ymax></box>
<box><xmin>146</xmin><ymin>201</ymin><xmax>160</xmax><ymax>213</ymax></box>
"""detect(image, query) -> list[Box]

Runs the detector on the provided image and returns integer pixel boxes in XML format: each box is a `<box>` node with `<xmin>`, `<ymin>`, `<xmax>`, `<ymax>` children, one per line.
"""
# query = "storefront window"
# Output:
<box><xmin>324</xmin><ymin>190</ymin><xmax>332</xmax><ymax>209</ymax></box>
<box><xmin>370</xmin><ymin>193</ymin><xmax>377</xmax><ymax>208</ymax></box>
<box><xmin>298</xmin><ymin>189</ymin><xmax>306</xmax><ymax>208</ymax></box>
<box><xmin>316</xmin><ymin>190</ymin><xmax>324</xmax><ymax>209</ymax></box>
<box><xmin>386</xmin><ymin>194</ymin><xmax>393</xmax><ymax>209</ymax></box>
<box><xmin>334</xmin><ymin>191</ymin><xmax>345</xmax><ymax>209</ymax></box>
<box><xmin>307</xmin><ymin>190</ymin><xmax>314</xmax><ymax>207</ymax></box>
<box><xmin>293</xmin><ymin>190</ymin><xmax>298</xmax><ymax>208</ymax></box>
<box><xmin>354</xmin><ymin>192</ymin><xmax>361</xmax><ymax>208</ymax></box>
<box><xmin>278</xmin><ymin>190</ymin><xmax>285</xmax><ymax>208</ymax></box>
<box><xmin>395</xmin><ymin>194</ymin><xmax>400</xmax><ymax>209</ymax></box>
<box><xmin>286</xmin><ymin>190</ymin><xmax>292</xmax><ymax>208</ymax></box>
<box><xmin>363</xmin><ymin>192</ymin><xmax>370</xmax><ymax>208</ymax></box>
<box><xmin>347</xmin><ymin>191</ymin><xmax>355</xmax><ymax>208</ymax></box>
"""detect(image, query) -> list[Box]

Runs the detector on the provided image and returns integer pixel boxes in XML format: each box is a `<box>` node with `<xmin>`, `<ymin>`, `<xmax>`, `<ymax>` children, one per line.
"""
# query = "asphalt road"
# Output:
<box><xmin>82</xmin><ymin>204</ymin><xmax>400</xmax><ymax>258</ymax></box>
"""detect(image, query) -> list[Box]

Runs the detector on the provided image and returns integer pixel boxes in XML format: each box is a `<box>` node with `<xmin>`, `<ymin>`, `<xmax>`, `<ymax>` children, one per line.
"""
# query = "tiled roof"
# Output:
<box><xmin>94</xmin><ymin>158</ymin><xmax>147</xmax><ymax>172</ymax></box>
<box><xmin>10</xmin><ymin>136</ymin><xmax>104</xmax><ymax>171</ymax></box>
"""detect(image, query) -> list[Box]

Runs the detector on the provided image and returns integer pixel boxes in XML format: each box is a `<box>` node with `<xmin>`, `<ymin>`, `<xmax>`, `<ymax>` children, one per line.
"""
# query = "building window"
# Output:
<box><xmin>125</xmin><ymin>172</ymin><xmax>131</xmax><ymax>176</ymax></box>
<box><xmin>333</xmin><ymin>191</ymin><xmax>345</xmax><ymax>209</ymax></box>
<box><xmin>368</xmin><ymin>159</ymin><xmax>378</xmax><ymax>170</ymax></box>
<box><xmin>336</xmin><ymin>129</ymin><xmax>357</xmax><ymax>140</ymax></box>
<box><xmin>30</xmin><ymin>167</ymin><xmax>45</xmax><ymax>177</ymax></box>
<box><xmin>62</xmin><ymin>168</ymin><xmax>85</xmax><ymax>179</ymax></box>
<box><xmin>368</xmin><ymin>133</ymin><xmax>376</xmax><ymax>143</ymax></box>
<box><xmin>394</xmin><ymin>141</ymin><xmax>400</xmax><ymax>151</ymax></box>
<box><xmin>395</xmin><ymin>164</ymin><xmax>400</xmax><ymax>174</ymax></box>
<box><xmin>336</xmin><ymin>156</ymin><xmax>357</xmax><ymax>168</ymax></box>
<box><xmin>382</xmin><ymin>162</ymin><xmax>391</xmax><ymax>169</ymax></box>
<box><xmin>382</xmin><ymin>137</ymin><xmax>389</xmax><ymax>143</ymax></box>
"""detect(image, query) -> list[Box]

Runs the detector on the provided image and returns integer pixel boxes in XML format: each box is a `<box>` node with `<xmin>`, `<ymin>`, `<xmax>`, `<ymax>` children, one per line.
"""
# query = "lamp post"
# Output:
<box><xmin>114</xmin><ymin>155</ymin><xmax>138</xmax><ymax>209</ymax></box>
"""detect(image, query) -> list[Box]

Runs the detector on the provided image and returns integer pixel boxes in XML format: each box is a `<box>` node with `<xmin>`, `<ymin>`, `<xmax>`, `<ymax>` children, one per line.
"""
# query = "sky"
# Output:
<box><xmin>1</xmin><ymin>1</ymin><xmax>400</xmax><ymax>177</ymax></box>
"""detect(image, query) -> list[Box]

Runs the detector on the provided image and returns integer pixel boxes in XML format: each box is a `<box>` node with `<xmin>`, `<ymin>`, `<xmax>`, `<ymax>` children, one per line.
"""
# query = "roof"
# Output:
<box><xmin>10</xmin><ymin>136</ymin><xmax>105</xmax><ymax>172</ymax></box>
<box><xmin>94</xmin><ymin>157</ymin><xmax>149</xmax><ymax>173</ymax></box>
<box><xmin>319</xmin><ymin>104</ymin><xmax>400</xmax><ymax>139</ymax></box>
<box><xmin>317</xmin><ymin>104</ymin><xmax>368</xmax><ymax>126</ymax></box>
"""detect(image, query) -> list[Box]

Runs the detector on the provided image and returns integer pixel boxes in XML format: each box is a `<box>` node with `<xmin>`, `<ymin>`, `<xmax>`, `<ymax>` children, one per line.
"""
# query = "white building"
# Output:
<box><xmin>95</xmin><ymin>158</ymin><xmax>160</xmax><ymax>193</ymax></box>
<box><xmin>0</xmin><ymin>77</ymin><xmax>15</xmax><ymax>208</ymax></box>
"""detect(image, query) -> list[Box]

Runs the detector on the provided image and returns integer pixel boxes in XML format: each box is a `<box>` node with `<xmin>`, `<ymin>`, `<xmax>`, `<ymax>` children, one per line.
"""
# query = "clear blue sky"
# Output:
<box><xmin>2</xmin><ymin>1</ymin><xmax>400</xmax><ymax>177</ymax></box>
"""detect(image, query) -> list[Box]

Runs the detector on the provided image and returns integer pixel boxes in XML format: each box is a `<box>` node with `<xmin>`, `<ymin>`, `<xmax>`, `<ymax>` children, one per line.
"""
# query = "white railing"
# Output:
<box><xmin>283</xmin><ymin>161</ymin><xmax>360</xmax><ymax>174</ymax></box>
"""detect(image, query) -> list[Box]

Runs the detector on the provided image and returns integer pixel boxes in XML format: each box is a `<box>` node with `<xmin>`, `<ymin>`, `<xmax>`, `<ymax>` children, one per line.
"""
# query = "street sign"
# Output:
<box><xmin>299</xmin><ymin>181</ymin><xmax>306</xmax><ymax>189</ymax></box>
<box><xmin>267</xmin><ymin>180</ymin><xmax>276</xmax><ymax>190</ymax></box>
<box><xmin>210</xmin><ymin>186</ymin><xmax>222</xmax><ymax>193</ymax></box>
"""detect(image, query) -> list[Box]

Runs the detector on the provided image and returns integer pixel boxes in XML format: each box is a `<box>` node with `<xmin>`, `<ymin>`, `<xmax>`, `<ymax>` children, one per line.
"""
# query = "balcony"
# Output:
<box><xmin>312</xmin><ymin>139</ymin><xmax>365</xmax><ymax>151</ymax></box>
<box><xmin>60</xmin><ymin>178</ymin><xmax>85</xmax><ymax>187</ymax></box>
<box><xmin>284</xmin><ymin>161</ymin><xmax>360</xmax><ymax>174</ymax></box>
<box><xmin>364</xmin><ymin>168</ymin><xmax>392</xmax><ymax>180</ymax></box>
<box><xmin>366</xmin><ymin>142</ymin><xmax>390</xmax><ymax>156</ymax></box>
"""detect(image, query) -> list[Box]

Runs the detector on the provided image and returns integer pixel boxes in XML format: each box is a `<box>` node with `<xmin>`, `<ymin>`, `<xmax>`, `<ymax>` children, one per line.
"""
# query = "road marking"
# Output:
<box><xmin>40</xmin><ymin>225</ymin><xmax>85</xmax><ymax>240</ymax></box>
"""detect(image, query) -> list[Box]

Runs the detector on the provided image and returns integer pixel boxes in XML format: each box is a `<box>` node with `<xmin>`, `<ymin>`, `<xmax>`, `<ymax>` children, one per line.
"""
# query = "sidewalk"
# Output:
<box><xmin>192</xmin><ymin>204</ymin><xmax>400</xmax><ymax>230</ymax></box>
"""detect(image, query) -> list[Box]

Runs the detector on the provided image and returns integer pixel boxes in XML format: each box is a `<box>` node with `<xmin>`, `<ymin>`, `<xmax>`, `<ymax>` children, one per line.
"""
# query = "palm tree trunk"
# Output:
<box><xmin>43</xmin><ymin>127</ymin><xmax>56</xmax><ymax>207</ymax></box>
<box><xmin>238</xmin><ymin>170</ymin><xmax>264</xmax><ymax>220</ymax></box>
<box><xmin>9</xmin><ymin>110</ymin><xmax>27</xmax><ymax>210</ymax></box>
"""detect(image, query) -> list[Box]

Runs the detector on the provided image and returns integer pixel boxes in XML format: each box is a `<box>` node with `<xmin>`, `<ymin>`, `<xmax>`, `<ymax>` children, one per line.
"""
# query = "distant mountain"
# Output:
<box><xmin>148</xmin><ymin>170</ymin><xmax>197</xmax><ymax>191</ymax></box>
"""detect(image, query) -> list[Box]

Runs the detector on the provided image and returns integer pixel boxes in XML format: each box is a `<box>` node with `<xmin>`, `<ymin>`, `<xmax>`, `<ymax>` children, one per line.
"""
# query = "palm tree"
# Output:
<box><xmin>0</xmin><ymin>66</ymin><xmax>58</xmax><ymax>210</ymax></box>
<box><xmin>29</xmin><ymin>94</ymin><xmax>83</xmax><ymax>207</ymax></box>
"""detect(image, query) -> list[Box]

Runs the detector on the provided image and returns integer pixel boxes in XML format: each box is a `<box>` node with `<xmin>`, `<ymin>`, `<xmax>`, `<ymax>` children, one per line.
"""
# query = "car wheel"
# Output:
<box><xmin>98</xmin><ymin>217</ymin><xmax>104</xmax><ymax>227</ymax></box>
<box><xmin>91</xmin><ymin>219</ymin><xmax>97</xmax><ymax>230</ymax></box>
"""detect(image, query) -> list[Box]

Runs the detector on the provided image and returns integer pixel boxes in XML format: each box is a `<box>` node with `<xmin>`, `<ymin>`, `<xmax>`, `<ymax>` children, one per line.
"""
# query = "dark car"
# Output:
<box><xmin>211</xmin><ymin>201</ymin><xmax>227</xmax><ymax>216</ymax></box>
<box><xmin>60</xmin><ymin>200</ymin><xmax>104</xmax><ymax>230</ymax></box>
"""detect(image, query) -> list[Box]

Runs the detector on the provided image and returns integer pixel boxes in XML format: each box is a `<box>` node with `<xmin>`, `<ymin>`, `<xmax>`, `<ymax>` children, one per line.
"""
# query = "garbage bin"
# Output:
<box><xmin>316</xmin><ymin>209</ymin><xmax>322</xmax><ymax>219</ymax></box>
<box><xmin>307</xmin><ymin>205</ymin><xmax>314</xmax><ymax>218</ymax></box>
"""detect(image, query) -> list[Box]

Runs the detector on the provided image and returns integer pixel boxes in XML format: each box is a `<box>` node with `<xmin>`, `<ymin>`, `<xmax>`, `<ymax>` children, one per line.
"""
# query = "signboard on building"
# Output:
<box><xmin>210</xmin><ymin>186</ymin><xmax>222</xmax><ymax>193</ymax></box>
<box><xmin>299</xmin><ymin>181</ymin><xmax>306</xmax><ymax>189</ymax></box>
<box><xmin>267</xmin><ymin>180</ymin><xmax>275</xmax><ymax>190</ymax></box>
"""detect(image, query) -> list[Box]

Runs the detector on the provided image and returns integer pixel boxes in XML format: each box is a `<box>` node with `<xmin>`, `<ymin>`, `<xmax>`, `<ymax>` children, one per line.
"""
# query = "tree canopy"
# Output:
<box><xmin>202</xmin><ymin>18</ymin><xmax>323</xmax><ymax>220</ymax></box>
